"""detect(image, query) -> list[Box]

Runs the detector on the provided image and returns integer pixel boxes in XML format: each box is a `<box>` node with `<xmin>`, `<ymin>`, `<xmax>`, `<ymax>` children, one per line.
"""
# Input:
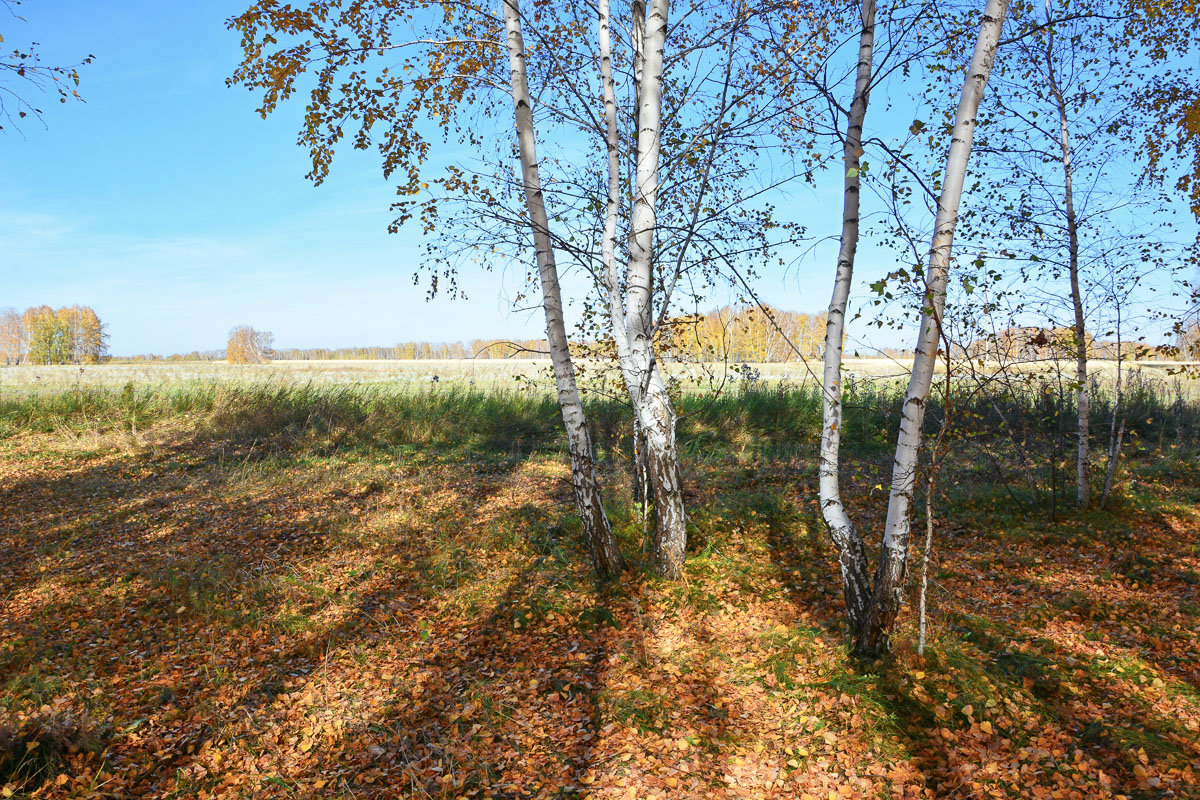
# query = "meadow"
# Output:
<box><xmin>1</xmin><ymin>363</ymin><xmax>1199</xmax><ymax>799</ymax></box>
<box><xmin>3</xmin><ymin>356</ymin><xmax>1192</xmax><ymax>397</ymax></box>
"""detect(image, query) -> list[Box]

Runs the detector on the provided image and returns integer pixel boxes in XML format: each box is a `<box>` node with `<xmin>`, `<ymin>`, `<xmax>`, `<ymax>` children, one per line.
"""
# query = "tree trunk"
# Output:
<box><xmin>1046</xmin><ymin>38</ymin><xmax>1090</xmax><ymax>508</ymax></box>
<box><xmin>819</xmin><ymin>0</ymin><xmax>877</xmax><ymax>635</ymax></box>
<box><xmin>598</xmin><ymin>0</ymin><xmax>651</xmax><ymax>538</ymax></box>
<box><xmin>620</xmin><ymin>0</ymin><xmax>688</xmax><ymax>579</ymax></box>
<box><xmin>638</xmin><ymin>369</ymin><xmax>687</xmax><ymax>577</ymax></box>
<box><xmin>503</xmin><ymin>0</ymin><xmax>624</xmax><ymax>578</ymax></box>
<box><xmin>855</xmin><ymin>0</ymin><xmax>1009</xmax><ymax>659</ymax></box>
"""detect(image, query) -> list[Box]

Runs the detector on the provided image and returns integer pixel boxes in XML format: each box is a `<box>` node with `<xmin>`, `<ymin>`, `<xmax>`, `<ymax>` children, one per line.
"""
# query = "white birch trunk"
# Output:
<box><xmin>621</xmin><ymin>0</ymin><xmax>688</xmax><ymax>579</ymax></box>
<box><xmin>857</xmin><ymin>0</ymin><xmax>1009</xmax><ymax>657</ymax></box>
<box><xmin>503</xmin><ymin>0</ymin><xmax>624</xmax><ymax>577</ymax></box>
<box><xmin>819</xmin><ymin>0</ymin><xmax>877</xmax><ymax>632</ymax></box>
<box><xmin>598</xmin><ymin>0</ymin><xmax>653</xmax><ymax>527</ymax></box>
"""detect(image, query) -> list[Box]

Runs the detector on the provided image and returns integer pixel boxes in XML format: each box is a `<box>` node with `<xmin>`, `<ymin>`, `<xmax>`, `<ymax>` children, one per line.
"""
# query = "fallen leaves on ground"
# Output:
<box><xmin>0</xmin><ymin>422</ymin><xmax>1197</xmax><ymax>799</ymax></box>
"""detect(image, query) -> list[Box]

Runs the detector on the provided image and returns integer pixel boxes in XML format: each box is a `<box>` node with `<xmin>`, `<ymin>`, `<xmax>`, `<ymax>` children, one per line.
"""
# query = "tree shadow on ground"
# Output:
<box><xmin>0</xmin><ymin>425</ymin><xmax>561</xmax><ymax>794</ymax></box>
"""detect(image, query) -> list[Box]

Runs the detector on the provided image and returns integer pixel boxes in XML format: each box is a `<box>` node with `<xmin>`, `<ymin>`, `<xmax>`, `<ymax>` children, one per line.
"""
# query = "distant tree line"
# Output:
<box><xmin>273</xmin><ymin>340</ymin><xmax>551</xmax><ymax>361</ymax></box>
<box><xmin>960</xmin><ymin>325</ymin><xmax>1200</xmax><ymax>362</ymax></box>
<box><xmin>663</xmin><ymin>306</ymin><xmax>830</xmax><ymax>363</ymax></box>
<box><xmin>0</xmin><ymin>306</ymin><xmax>107</xmax><ymax>365</ymax></box>
<box><xmin>105</xmin><ymin>307</ymin><xmax>839</xmax><ymax>364</ymax></box>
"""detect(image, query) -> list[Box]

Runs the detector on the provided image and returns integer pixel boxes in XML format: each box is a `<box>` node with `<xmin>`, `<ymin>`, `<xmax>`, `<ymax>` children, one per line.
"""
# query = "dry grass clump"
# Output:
<box><xmin>0</xmin><ymin>710</ymin><xmax>105</xmax><ymax>788</ymax></box>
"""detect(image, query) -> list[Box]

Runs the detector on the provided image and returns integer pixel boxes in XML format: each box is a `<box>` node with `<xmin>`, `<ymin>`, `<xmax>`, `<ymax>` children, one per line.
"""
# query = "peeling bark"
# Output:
<box><xmin>504</xmin><ymin>0</ymin><xmax>624</xmax><ymax>577</ymax></box>
<box><xmin>603</xmin><ymin>0</ymin><xmax>688</xmax><ymax>578</ymax></box>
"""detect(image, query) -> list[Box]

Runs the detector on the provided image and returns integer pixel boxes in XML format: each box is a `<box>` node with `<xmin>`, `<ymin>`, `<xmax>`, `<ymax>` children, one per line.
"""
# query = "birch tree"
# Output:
<box><xmin>861</xmin><ymin>0</ymin><xmax>1008</xmax><ymax>656</ymax></box>
<box><xmin>578</xmin><ymin>0</ymin><xmax>821</xmax><ymax>576</ymax></box>
<box><xmin>226</xmin><ymin>325</ymin><xmax>274</xmax><ymax>364</ymax></box>
<box><xmin>503</xmin><ymin>0</ymin><xmax>625</xmax><ymax>576</ymax></box>
<box><xmin>818</xmin><ymin>0</ymin><xmax>879</xmax><ymax>632</ymax></box>
<box><xmin>818</xmin><ymin>0</ymin><xmax>1010</xmax><ymax>658</ymax></box>
<box><xmin>596</xmin><ymin>0</ymin><xmax>691</xmax><ymax>576</ymax></box>
<box><xmin>227</xmin><ymin>0</ymin><xmax>627</xmax><ymax>577</ymax></box>
<box><xmin>0</xmin><ymin>308</ymin><xmax>23</xmax><ymax>365</ymax></box>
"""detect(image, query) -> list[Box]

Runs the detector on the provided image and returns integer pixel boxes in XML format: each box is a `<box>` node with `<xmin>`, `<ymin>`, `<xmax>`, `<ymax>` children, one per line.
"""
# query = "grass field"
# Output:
<box><xmin>3</xmin><ymin>357</ymin><xmax>1195</xmax><ymax>398</ymax></box>
<box><xmin>1</xmin><ymin>374</ymin><xmax>1199</xmax><ymax>798</ymax></box>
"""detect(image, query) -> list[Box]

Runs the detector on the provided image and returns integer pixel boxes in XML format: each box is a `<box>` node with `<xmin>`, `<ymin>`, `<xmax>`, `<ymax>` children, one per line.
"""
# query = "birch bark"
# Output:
<box><xmin>618</xmin><ymin>0</ymin><xmax>689</xmax><ymax>579</ymax></box>
<box><xmin>820</xmin><ymin>0</ymin><xmax>877</xmax><ymax>632</ymax></box>
<box><xmin>856</xmin><ymin>0</ymin><xmax>1010</xmax><ymax>657</ymax></box>
<box><xmin>503</xmin><ymin>0</ymin><xmax>625</xmax><ymax>577</ymax></box>
<box><xmin>598</xmin><ymin>0</ymin><xmax>653</xmax><ymax>538</ymax></box>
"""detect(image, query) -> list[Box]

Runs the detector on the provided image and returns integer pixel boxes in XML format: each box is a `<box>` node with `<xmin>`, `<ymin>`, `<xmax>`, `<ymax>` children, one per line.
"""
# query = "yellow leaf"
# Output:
<box><xmin>25</xmin><ymin>740</ymin><xmax>39</xmax><ymax>752</ymax></box>
<box><xmin>980</xmin><ymin>720</ymin><xmax>993</xmax><ymax>734</ymax></box>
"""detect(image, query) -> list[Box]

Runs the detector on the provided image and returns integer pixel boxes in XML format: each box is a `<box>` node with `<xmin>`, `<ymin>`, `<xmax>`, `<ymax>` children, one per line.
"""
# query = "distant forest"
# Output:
<box><xmin>9</xmin><ymin>301</ymin><xmax>1192</xmax><ymax>364</ymax></box>
<box><xmin>113</xmin><ymin>306</ymin><xmax>837</xmax><ymax>363</ymax></box>
<box><xmin>1</xmin><ymin>306</ymin><xmax>108</xmax><ymax>365</ymax></box>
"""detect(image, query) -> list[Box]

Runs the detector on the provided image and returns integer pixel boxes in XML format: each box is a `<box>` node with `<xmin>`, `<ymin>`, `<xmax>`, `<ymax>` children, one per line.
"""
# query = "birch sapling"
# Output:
<box><xmin>1044</xmin><ymin>28</ymin><xmax>1090</xmax><ymax>507</ymax></box>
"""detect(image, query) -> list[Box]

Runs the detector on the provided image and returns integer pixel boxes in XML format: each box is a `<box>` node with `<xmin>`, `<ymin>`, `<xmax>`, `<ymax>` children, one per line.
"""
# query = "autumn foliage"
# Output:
<box><xmin>226</xmin><ymin>325</ymin><xmax>274</xmax><ymax>364</ymax></box>
<box><xmin>0</xmin><ymin>306</ymin><xmax>106</xmax><ymax>365</ymax></box>
<box><xmin>664</xmin><ymin>306</ymin><xmax>830</xmax><ymax>363</ymax></box>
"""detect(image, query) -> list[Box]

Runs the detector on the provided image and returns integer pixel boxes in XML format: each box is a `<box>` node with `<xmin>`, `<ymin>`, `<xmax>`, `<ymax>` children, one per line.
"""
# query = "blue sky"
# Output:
<box><xmin>1</xmin><ymin>2</ymin><xmax>565</xmax><ymax>354</ymax></box>
<box><xmin>0</xmin><ymin>1</ymin><xmax>854</xmax><ymax>356</ymax></box>
<box><xmin>4</xmin><ymin>3</ymin><xmax>1190</xmax><ymax>357</ymax></box>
